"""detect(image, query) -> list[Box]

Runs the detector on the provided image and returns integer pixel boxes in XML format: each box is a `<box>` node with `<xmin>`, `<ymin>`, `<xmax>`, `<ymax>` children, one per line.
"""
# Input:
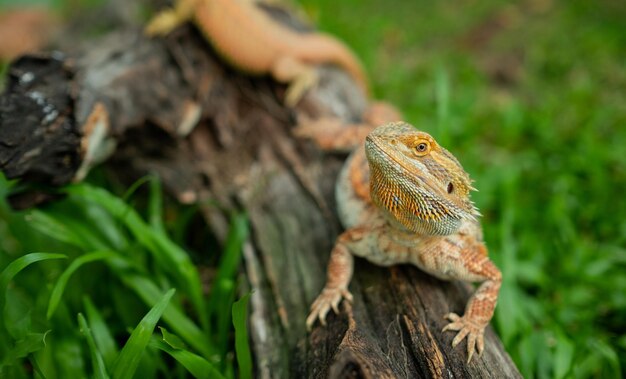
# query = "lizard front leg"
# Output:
<box><xmin>307</xmin><ymin>223</ymin><xmax>412</xmax><ymax>329</ymax></box>
<box><xmin>443</xmin><ymin>269</ymin><xmax>500</xmax><ymax>363</ymax></box>
<box><xmin>306</xmin><ymin>226</ymin><xmax>376</xmax><ymax>329</ymax></box>
<box><xmin>145</xmin><ymin>0</ymin><xmax>197</xmax><ymax>36</ymax></box>
<box><xmin>416</xmin><ymin>236</ymin><xmax>502</xmax><ymax>363</ymax></box>
<box><xmin>443</xmin><ymin>257</ymin><xmax>502</xmax><ymax>363</ymax></box>
<box><xmin>271</xmin><ymin>56</ymin><xmax>319</xmax><ymax>106</ymax></box>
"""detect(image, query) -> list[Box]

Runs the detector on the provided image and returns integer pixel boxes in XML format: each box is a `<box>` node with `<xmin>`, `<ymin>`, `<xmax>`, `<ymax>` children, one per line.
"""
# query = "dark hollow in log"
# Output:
<box><xmin>0</xmin><ymin>15</ymin><xmax>521</xmax><ymax>379</ymax></box>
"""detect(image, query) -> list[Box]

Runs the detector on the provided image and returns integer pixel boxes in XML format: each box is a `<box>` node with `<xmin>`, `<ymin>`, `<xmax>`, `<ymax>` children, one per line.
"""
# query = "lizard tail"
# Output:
<box><xmin>299</xmin><ymin>33</ymin><xmax>370</xmax><ymax>95</ymax></box>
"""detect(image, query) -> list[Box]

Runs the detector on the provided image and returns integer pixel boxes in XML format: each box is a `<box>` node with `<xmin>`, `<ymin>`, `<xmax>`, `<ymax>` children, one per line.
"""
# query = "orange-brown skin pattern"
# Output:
<box><xmin>145</xmin><ymin>0</ymin><xmax>368</xmax><ymax>105</ymax></box>
<box><xmin>305</xmin><ymin>121</ymin><xmax>502</xmax><ymax>363</ymax></box>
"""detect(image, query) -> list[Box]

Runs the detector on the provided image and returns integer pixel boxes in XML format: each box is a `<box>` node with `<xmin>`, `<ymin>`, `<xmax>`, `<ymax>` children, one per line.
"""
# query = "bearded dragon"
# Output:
<box><xmin>145</xmin><ymin>0</ymin><xmax>368</xmax><ymax>105</ymax></box>
<box><xmin>302</xmin><ymin>121</ymin><xmax>502</xmax><ymax>363</ymax></box>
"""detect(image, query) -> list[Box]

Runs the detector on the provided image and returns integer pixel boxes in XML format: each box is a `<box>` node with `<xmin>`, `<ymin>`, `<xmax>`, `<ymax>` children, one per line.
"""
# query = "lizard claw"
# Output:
<box><xmin>442</xmin><ymin>312</ymin><xmax>486</xmax><ymax>363</ymax></box>
<box><xmin>306</xmin><ymin>287</ymin><xmax>353</xmax><ymax>330</ymax></box>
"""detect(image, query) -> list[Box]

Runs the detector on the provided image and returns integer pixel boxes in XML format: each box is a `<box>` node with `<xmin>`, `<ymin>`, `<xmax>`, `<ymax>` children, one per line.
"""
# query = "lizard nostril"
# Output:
<box><xmin>447</xmin><ymin>182</ymin><xmax>454</xmax><ymax>194</ymax></box>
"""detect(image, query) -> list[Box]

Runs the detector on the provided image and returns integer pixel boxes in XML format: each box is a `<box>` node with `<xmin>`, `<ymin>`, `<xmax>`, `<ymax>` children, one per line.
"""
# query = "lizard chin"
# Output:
<box><xmin>365</xmin><ymin>123</ymin><xmax>477</xmax><ymax>236</ymax></box>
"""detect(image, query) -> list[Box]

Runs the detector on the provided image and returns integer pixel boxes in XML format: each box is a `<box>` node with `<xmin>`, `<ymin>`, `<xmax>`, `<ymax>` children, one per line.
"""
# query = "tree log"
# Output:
<box><xmin>0</xmin><ymin>12</ymin><xmax>521</xmax><ymax>379</ymax></box>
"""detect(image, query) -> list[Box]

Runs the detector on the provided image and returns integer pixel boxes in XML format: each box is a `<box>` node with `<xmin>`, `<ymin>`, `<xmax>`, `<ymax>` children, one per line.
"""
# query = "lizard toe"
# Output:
<box><xmin>443</xmin><ymin>313</ymin><xmax>487</xmax><ymax>363</ymax></box>
<box><xmin>466</xmin><ymin>331</ymin><xmax>477</xmax><ymax>362</ymax></box>
<box><xmin>477</xmin><ymin>333</ymin><xmax>485</xmax><ymax>356</ymax></box>
<box><xmin>306</xmin><ymin>287</ymin><xmax>351</xmax><ymax>330</ymax></box>
<box><xmin>330</xmin><ymin>298</ymin><xmax>340</xmax><ymax>314</ymax></box>
<box><xmin>306</xmin><ymin>297</ymin><xmax>330</xmax><ymax>329</ymax></box>
<box><xmin>342</xmin><ymin>289</ymin><xmax>354</xmax><ymax>302</ymax></box>
<box><xmin>442</xmin><ymin>322</ymin><xmax>462</xmax><ymax>332</ymax></box>
<box><xmin>451</xmin><ymin>327</ymin><xmax>470</xmax><ymax>348</ymax></box>
<box><xmin>467</xmin><ymin>346</ymin><xmax>474</xmax><ymax>364</ymax></box>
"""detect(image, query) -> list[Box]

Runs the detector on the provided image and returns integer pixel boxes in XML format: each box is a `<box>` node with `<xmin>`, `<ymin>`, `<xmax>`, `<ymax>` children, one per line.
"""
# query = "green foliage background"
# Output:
<box><xmin>1</xmin><ymin>0</ymin><xmax>625</xmax><ymax>378</ymax></box>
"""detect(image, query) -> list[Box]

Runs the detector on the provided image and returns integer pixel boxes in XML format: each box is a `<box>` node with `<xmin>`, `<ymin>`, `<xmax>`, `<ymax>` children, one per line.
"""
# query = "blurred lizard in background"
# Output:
<box><xmin>145</xmin><ymin>0</ymin><xmax>368</xmax><ymax>106</ymax></box>
<box><xmin>299</xmin><ymin>121</ymin><xmax>502</xmax><ymax>363</ymax></box>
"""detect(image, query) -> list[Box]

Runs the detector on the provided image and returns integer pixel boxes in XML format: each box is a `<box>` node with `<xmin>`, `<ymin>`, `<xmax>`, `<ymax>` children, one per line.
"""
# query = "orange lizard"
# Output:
<box><xmin>145</xmin><ymin>0</ymin><xmax>368</xmax><ymax>105</ymax></box>
<box><xmin>299</xmin><ymin>121</ymin><xmax>502</xmax><ymax>363</ymax></box>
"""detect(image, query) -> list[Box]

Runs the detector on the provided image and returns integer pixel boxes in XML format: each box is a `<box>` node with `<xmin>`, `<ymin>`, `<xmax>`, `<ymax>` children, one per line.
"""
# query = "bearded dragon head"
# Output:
<box><xmin>365</xmin><ymin>122</ymin><xmax>479</xmax><ymax>235</ymax></box>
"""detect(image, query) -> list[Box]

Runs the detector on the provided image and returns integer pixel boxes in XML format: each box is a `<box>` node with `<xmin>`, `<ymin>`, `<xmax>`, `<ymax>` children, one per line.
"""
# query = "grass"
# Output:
<box><xmin>0</xmin><ymin>176</ymin><xmax>250</xmax><ymax>378</ymax></box>
<box><xmin>300</xmin><ymin>0</ymin><xmax>626</xmax><ymax>377</ymax></box>
<box><xmin>1</xmin><ymin>0</ymin><xmax>625</xmax><ymax>378</ymax></box>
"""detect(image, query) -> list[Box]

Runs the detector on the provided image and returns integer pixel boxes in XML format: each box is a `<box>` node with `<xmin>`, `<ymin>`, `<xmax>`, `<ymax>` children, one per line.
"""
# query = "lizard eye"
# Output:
<box><xmin>414</xmin><ymin>141</ymin><xmax>429</xmax><ymax>156</ymax></box>
<box><xmin>447</xmin><ymin>182</ymin><xmax>454</xmax><ymax>194</ymax></box>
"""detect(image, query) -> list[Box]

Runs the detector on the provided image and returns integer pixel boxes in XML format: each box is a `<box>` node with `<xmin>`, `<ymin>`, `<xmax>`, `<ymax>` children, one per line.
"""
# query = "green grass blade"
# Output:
<box><xmin>120</xmin><ymin>176</ymin><xmax>152</xmax><ymax>206</ymax></box>
<box><xmin>208</xmin><ymin>212</ymin><xmax>247</xmax><ymax>355</ymax></box>
<box><xmin>151</xmin><ymin>233</ymin><xmax>206</xmax><ymax>322</ymax></box>
<box><xmin>149</xmin><ymin>338</ymin><xmax>225</xmax><ymax>379</ymax></box>
<box><xmin>0</xmin><ymin>331</ymin><xmax>50</xmax><ymax>367</ymax></box>
<box><xmin>216</xmin><ymin>280</ymin><xmax>236</xmax><ymax>356</ymax></box>
<box><xmin>29</xmin><ymin>355</ymin><xmax>47</xmax><ymax>379</ymax></box>
<box><xmin>26</xmin><ymin>210</ymin><xmax>89</xmax><ymax>250</ymax></box>
<box><xmin>76</xmin><ymin>198</ymin><xmax>129</xmax><ymax>251</ymax></box>
<box><xmin>66</xmin><ymin>184</ymin><xmax>206</xmax><ymax>325</ymax></box>
<box><xmin>0</xmin><ymin>253</ymin><xmax>67</xmax><ymax>311</ymax></box>
<box><xmin>31</xmin><ymin>207</ymin><xmax>114</xmax><ymax>251</ymax></box>
<box><xmin>148</xmin><ymin>175</ymin><xmax>165</xmax><ymax>234</ymax></box>
<box><xmin>553</xmin><ymin>332</ymin><xmax>574</xmax><ymax>379</ymax></box>
<box><xmin>208</xmin><ymin>212</ymin><xmax>247</xmax><ymax>314</ymax></box>
<box><xmin>78</xmin><ymin>313</ymin><xmax>110</xmax><ymax>379</ymax></box>
<box><xmin>112</xmin><ymin>288</ymin><xmax>175</xmax><ymax>379</ymax></box>
<box><xmin>115</xmin><ymin>272</ymin><xmax>215</xmax><ymax>359</ymax></box>
<box><xmin>232</xmin><ymin>293</ymin><xmax>252</xmax><ymax>379</ymax></box>
<box><xmin>47</xmin><ymin>251</ymin><xmax>116</xmax><ymax>319</ymax></box>
<box><xmin>216</xmin><ymin>213</ymin><xmax>248</xmax><ymax>288</ymax></box>
<box><xmin>158</xmin><ymin>327</ymin><xmax>186</xmax><ymax>350</ymax></box>
<box><xmin>83</xmin><ymin>297</ymin><xmax>119</xmax><ymax>369</ymax></box>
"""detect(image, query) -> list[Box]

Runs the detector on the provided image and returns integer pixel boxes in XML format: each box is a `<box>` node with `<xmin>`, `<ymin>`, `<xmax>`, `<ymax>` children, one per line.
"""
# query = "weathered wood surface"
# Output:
<box><xmin>0</xmin><ymin>10</ymin><xmax>521</xmax><ymax>379</ymax></box>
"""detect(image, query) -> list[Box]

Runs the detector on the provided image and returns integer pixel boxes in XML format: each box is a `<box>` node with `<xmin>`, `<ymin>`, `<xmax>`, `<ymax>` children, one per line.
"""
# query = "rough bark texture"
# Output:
<box><xmin>0</xmin><ymin>12</ymin><xmax>521</xmax><ymax>379</ymax></box>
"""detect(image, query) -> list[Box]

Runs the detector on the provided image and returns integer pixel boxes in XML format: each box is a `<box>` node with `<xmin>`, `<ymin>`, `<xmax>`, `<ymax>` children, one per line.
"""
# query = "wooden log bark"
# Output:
<box><xmin>0</xmin><ymin>13</ymin><xmax>521</xmax><ymax>379</ymax></box>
